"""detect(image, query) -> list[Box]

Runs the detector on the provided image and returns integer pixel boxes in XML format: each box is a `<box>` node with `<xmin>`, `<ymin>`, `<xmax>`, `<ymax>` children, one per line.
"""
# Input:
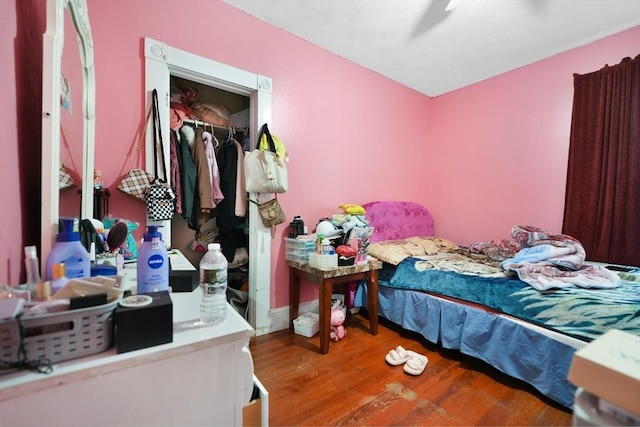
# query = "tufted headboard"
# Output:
<box><xmin>362</xmin><ymin>201</ymin><xmax>434</xmax><ymax>243</ymax></box>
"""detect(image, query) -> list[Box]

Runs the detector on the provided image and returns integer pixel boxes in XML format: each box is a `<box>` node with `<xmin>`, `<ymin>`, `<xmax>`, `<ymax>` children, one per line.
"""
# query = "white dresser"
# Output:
<box><xmin>0</xmin><ymin>258</ymin><xmax>262</xmax><ymax>426</ymax></box>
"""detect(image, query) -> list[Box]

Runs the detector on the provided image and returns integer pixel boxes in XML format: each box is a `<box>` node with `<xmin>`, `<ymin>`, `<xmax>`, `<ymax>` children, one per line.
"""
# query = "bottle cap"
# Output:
<box><xmin>208</xmin><ymin>243</ymin><xmax>221</xmax><ymax>251</ymax></box>
<box><xmin>143</xmin><ymin>225</ymin><xmax>163</xmax><ymax>242</ymax></box>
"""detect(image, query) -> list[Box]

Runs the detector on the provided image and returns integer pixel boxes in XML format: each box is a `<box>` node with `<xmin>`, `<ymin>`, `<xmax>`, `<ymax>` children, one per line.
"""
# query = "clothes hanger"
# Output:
<box><xmin>212</xmin><ymin>130</ymin><xmax>220</xmax><ymax>149</ymax></box>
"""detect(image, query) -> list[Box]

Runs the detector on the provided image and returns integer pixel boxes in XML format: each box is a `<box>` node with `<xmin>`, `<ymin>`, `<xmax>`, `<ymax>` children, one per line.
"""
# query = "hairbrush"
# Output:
<box><xmin>107</xmin><ymin>221</ymin><xmax>129</xmax><ymax>253</ymax></box>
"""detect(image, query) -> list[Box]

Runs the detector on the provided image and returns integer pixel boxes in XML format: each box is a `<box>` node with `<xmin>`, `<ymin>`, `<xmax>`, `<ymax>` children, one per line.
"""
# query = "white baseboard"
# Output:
<box><xmin>255</xmin><ymin>299</ymin><xmax>319</xmax><ymax>336</ymax></box>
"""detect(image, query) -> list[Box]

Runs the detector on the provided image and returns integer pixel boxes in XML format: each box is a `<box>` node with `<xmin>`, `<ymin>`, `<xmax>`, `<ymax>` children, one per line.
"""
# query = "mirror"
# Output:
<box><xmin>41</xmin><ymin>0</ymin><xmax>95</xmax><ymax>263</ymax></box>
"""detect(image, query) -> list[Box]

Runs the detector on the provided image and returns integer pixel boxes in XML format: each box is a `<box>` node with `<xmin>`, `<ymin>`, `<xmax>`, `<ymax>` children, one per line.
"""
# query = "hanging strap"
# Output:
<box><xmin>152</xmin><ymin>88</ymin><xmax>169</xmax><ymax>182</ymax></box>
<box><xmin>116</xmin><ymin>105</ymin><xmax>152</xmax><ymax>179</ymax></box>
<box><xmin>255</xmin><ymin>123</ymin><xmax>277</xmax><ymax>154</ymax></box>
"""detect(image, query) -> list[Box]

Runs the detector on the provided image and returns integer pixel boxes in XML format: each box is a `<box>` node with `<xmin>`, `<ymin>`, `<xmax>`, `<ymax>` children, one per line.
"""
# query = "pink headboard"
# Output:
<box><xmin>362</xmin><ymin>201</ymin><xmax>435</xmax><ymax>243</ymax></box>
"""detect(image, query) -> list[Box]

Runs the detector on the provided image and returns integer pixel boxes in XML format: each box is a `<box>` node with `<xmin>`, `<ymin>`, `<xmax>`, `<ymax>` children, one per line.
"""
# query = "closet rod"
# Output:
<box><xmin>182</xmin><ymin>118</ymin><xmax>231</xmax><ymax>132</ymax></box>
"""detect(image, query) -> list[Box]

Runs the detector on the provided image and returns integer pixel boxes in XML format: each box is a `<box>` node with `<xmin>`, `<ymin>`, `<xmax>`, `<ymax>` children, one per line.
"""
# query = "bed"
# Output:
<box><xmin>353</xmin><ymin>200</ymin><xmax>640</xmax><ymax>409</ymax></box>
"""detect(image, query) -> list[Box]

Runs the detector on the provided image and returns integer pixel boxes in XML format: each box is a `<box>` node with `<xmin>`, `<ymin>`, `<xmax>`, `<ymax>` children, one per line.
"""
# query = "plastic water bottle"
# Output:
<box><xmin>199</xmin><ymin>243</ymin><xmax>228</xmax><ymax>326</ymax></box>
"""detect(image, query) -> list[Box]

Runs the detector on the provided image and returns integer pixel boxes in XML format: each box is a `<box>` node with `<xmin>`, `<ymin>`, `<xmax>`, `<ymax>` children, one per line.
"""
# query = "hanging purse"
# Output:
<box><xmin>145</xmin><ymin>89</ymin><xmax>176</xmax><ymax>221</ymax></box>
<box><xmin>245</xmin><ymin>123</ymin><xmax>288</xmax><ymax>193</ymax></box>
<box><xmin>117</xmin><ymin>105</ymin><xmax>154</xmax><ymax>200</ymax></box>
<box><xmin>59</xmin><ymin>162</ymin><xmax>76</xmax><ymax>190</ymax></box>
<box><xmin>250</xmin><ymin>196</ymin><xmax>286</xmax><ymax>238</ymax></box>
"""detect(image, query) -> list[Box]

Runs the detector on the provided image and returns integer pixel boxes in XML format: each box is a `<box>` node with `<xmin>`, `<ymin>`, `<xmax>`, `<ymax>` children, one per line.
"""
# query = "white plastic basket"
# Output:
<box><xmin>308</xmin><ymin>253</ymin><xmax>338</xmax><ymax>270</ymax></box>
<box><xmin>0</xmin><ymin>299</ymin><xmax>118</xmax><ymax>365</ymax></box>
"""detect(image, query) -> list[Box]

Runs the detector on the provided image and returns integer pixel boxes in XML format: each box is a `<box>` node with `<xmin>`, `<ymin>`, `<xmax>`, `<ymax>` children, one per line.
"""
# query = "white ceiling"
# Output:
<box><xmin>222</xmin><ymin>0</ymin><xmax>640</xmax><ymax>97</ymax></box>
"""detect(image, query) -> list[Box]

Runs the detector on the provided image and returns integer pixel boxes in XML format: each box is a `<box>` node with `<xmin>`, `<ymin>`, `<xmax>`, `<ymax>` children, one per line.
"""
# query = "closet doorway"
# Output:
<box><xmin>144</xmin><ymin>37</ymin><xmax>273</xmax><ymax>334</ymax></box>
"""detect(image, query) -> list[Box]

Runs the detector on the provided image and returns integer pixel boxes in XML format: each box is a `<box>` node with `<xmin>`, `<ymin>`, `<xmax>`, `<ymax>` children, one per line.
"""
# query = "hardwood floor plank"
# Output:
<box><xmin>250</xmin><ymin>313</ymin><xmax>573</xmax><ymax>426</ymax></box>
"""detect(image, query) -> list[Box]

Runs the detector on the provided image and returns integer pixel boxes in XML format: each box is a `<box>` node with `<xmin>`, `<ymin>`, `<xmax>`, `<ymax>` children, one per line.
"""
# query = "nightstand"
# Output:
<box><xmin>287</xmin><ymin>258</ymin><xmax>382</xmax><ymax>354</ymax></box>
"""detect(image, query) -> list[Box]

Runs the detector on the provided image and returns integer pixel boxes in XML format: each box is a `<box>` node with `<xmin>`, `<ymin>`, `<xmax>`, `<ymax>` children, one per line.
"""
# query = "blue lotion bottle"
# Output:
<box><xmin>45</xmin><ymin>218</ymin><xmax>91</xmax><ymax>280</ymax></box>
<box><xmin>137</xmin><ymin>226</ymin><xmax>169</xmax><ymax>294</ymax></box>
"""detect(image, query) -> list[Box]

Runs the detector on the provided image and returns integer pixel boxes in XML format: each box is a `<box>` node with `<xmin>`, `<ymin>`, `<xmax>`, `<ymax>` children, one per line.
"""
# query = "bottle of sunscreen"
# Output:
<box><xmin>137</xmin><ymin>225</ymin><xmax>169</xmax><ymax>293</ymax></box>
<box><xmin>45</xmin><ymin>218</ymin><xmax>90</xmax><ymax>280</ymax></box>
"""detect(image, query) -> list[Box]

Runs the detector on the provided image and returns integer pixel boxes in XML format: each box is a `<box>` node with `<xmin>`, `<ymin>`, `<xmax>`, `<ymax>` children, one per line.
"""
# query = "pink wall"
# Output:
<box><xmin>55</xmin><ymin>0</ymin><xmax>430</xmax><ymax>308</ymax></box>
<box><xmin>427</xmin><ymin>26</ymin><xmax>640</xmax><ymax>247</ymax></box>
<box><xmin>1</xmin><ymin>0</ymin><xmax>637</xmax><ymax>311</ymax></box>
<box><xmin>0</xmin><ymin>0</ymin><xmax>44</xmax><ymax>285</ymax></box>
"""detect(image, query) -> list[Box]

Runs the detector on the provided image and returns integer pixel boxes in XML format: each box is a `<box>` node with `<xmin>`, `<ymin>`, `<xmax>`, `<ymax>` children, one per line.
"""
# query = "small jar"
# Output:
<box><xmin>322</xmin><ymin>239</ymin><xmax>332</xmax><ymax>255</ymax></box>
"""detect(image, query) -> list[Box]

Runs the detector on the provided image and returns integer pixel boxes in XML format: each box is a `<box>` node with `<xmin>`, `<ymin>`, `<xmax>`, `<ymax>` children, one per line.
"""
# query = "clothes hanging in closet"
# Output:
<box><xmin>202</xmin><ymin>130</ymin><xmax>224</xmax><ymax>206</ymax></box>
<box><xmin>169</xmin><ymin>130</ymin><xmax>182</xmax><ymax>215</ymax></box>
<box><xmin>214</xmin><ymin>135</ymin><xmax>246</xmax><ymax>234</ymax></box>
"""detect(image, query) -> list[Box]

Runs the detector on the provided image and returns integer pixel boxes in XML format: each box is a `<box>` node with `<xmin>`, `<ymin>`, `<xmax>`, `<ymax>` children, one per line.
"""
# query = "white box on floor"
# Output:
<box><xmin>568</xmin><ymin>329</ymin><xmax>640</xmax><ymax>417</ymax></box>
<box><xmin>293</xmin><ymin>312</ymin><xmax>319</xmax><ymax>337</ymax></box>
<box><xmin>573</xmin><ymin>387</ymin><xmax>638</xmax><ymax>426</ymax></box>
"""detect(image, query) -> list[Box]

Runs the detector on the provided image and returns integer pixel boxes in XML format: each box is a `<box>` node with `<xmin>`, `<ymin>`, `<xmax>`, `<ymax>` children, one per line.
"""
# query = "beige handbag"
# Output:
<box><xmin>250</xmin><ymin>196</ymin><xmax>286</xmax><ymax>238</ymax></box>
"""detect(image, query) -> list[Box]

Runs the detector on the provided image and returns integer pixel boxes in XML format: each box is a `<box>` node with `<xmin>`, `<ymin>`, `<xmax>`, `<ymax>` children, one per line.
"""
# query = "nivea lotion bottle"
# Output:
<box><xmin>137</xmin><ymin>225</ymin><xmax>169</xmax><ymax>293</ymax></box>
<box><xmin>45</xmin><ymin>218</ymin><xmax>91</xmax><ymax>280</ymax></box>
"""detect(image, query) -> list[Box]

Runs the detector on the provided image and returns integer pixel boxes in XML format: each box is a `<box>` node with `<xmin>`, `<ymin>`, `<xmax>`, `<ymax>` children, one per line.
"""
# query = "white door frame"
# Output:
<box><xmin>144</xmin><ymin>37</ymin><xmax>272</xmax><ymax>334</ymax></box>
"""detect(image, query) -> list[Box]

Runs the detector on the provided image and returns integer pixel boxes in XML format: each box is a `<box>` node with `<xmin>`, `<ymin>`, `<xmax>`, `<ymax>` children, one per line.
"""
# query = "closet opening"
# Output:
<box><xmin>145</xmin><ymin>37</ymin><xmax>273</xmax><ymax>334</ymax></box>
<box><xmin>170</xmin><ymin>75</ymin><xmax>251</xmax><ymax>319</ymax></box>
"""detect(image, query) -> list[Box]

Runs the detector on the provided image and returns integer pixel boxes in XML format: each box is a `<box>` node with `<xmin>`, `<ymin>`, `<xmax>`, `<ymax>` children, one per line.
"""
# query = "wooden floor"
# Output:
<box><xmin>248</xmin><ymin>312</ymin><xmax>573</xmax><ymax>426</ymax></box>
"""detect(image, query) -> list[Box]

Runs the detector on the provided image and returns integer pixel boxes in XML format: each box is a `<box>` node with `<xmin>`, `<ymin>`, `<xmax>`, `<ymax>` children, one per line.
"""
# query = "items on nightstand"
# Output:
<box><xmin>288</xmin><ymin>216</ymin><xmax>307</xmax><ymax>237</ymax></box>
<box><xmin>284</xmin><ymin>237</ymin><xmax>316</xmax><ymax>264</ymax></box>
<box><xmin>309</xmin><ymin>252</ymin><xmax>338</xmax><ymax>270</ymax></box>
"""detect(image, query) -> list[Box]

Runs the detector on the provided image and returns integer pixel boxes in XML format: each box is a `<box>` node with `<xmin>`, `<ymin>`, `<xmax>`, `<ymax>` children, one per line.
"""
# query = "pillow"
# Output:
<box><xmin>368</xmin><ymin>236</ymin><xmax>459</xmax><ymax>265</ymax></box>
<box><xmin>368</xmin><ymin>239</ymin><xmax>423</xmax><ymax>265</ymax></box>
<box><xmin>405</xmin><ymin>236</ymin><xmax>458</xmax><ymax>254</ymax></box>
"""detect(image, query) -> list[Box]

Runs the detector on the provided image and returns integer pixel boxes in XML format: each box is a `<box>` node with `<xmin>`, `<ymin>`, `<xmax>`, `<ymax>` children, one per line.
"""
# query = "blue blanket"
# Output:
<box><xmin>385</xmin><ymin>257</ymin><xmax>640</xmax><ymax>342</ymax></box>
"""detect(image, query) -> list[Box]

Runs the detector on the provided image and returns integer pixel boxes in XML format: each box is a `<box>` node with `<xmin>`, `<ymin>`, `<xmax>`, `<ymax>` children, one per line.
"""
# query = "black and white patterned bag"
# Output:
<box><xmin>146</xmin><ymin>180</ymin><xmax>176</xmax><ymax>221</ymax></box>
<box><xmin>145</xmin><ymin>89</ymin><xmax>176</xmax><ymax>221</ymax></box>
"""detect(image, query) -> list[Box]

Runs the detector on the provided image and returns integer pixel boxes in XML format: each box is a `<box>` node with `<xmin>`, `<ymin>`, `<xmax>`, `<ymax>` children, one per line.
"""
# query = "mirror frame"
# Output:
<box><xmin>41</xmin><ymin>0</ymin><xmax>95</xmax><ymax>263</ymax></box>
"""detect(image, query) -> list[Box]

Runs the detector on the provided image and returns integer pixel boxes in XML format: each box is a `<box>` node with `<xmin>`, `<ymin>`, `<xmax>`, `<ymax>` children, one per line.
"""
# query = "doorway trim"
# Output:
<box><xmin>144</xmin><ymin>37</ymin><xmax>272</xmax><ymax>334</ymax></box>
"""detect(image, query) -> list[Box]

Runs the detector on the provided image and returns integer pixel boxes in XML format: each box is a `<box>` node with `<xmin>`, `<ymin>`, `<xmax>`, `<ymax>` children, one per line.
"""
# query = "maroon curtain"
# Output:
<box><xmin>562</xmin><ymin>54</ymin><xmax>640</xmax><ymax>266</ymax></box>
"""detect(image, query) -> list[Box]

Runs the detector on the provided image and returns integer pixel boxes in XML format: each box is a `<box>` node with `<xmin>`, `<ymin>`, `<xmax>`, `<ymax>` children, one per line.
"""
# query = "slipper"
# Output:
<box><xmin>385</xmin><ymin>345</ymin><xmax>411</xmax><ymax>366</ymax></box>
<box><xmin>403</xmin><ymin>352</ymin><xmax>428</xmax><ymax>375</ymax></box>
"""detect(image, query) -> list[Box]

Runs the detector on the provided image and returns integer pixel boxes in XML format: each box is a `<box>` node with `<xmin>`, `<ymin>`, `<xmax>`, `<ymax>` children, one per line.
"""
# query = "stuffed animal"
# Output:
<box><xmin>330</xmin><ymin>307</ymin><xmax>347</xmax><ymax>341</ymax></box>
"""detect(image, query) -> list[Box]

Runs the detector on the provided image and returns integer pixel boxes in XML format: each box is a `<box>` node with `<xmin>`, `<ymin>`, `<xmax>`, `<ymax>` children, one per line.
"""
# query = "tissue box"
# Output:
<box><xmin>115</xmin><ymin>290</ymin><xmax>173</xmax><ymax>353</ymax></box>
<box><xmin>568</xmin><ymin>329</ymin><xmax>640</xmax><ymax>416</ymax></box>
<box><xmin>309</xmin><ymin>253</ymin><xmax>337</xmax><ymax>270</ymax></box>
<box><xmin>293</xmin><ymin>312</ymin><xmax>319</xmax><ymax>337</ymax></box>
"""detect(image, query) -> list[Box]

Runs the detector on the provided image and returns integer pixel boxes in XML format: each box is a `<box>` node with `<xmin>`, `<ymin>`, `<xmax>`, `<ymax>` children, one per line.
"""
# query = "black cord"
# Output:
<box><xmin>0</xmin><ymin>313</ymin><xmax>53</xmax><ymax>375</ymax></box>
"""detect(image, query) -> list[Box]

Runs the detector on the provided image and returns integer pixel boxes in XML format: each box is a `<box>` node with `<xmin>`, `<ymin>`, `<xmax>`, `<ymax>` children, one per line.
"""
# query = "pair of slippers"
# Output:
<box><xmin>385</xmin><ymin>345</ymin><xmax>428</xmax><ymax>375</ymax></box>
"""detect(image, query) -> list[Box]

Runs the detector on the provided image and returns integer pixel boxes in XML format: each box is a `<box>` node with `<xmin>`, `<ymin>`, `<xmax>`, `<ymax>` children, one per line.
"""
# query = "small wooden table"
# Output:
<box><xmin>287</xmin><ymin>258</ymin><xmax>382</xmax><ymax>354</ymax></box>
